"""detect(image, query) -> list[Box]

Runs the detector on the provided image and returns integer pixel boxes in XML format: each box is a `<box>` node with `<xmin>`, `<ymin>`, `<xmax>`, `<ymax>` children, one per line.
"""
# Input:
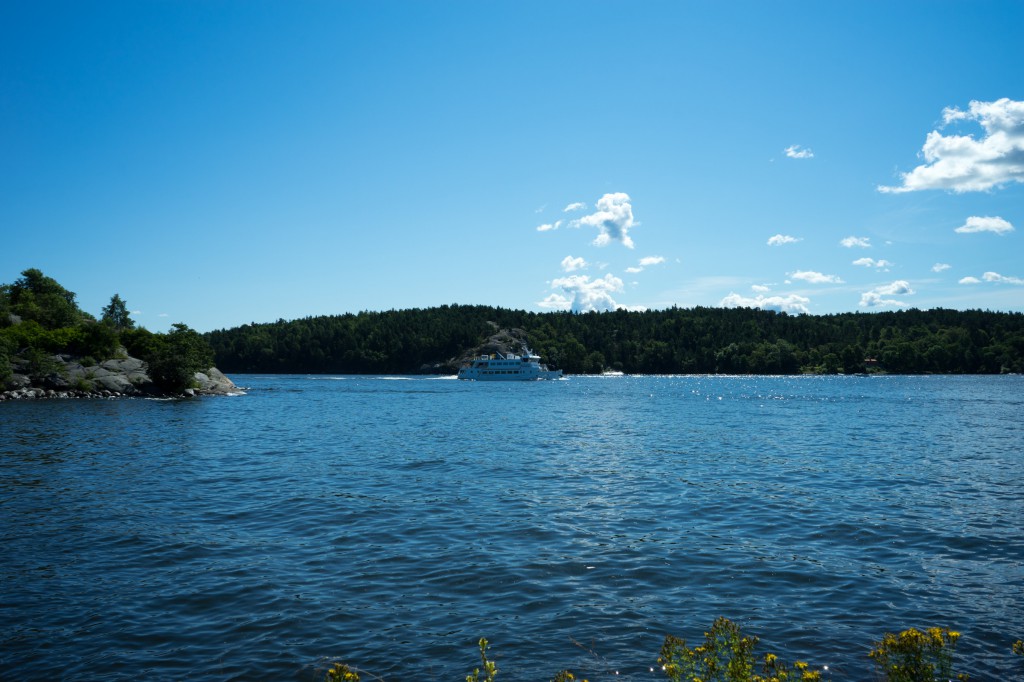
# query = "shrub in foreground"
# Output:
<box><xmin>320</xmin><ymin>617</ymin><xmax>1024</xmax><ymax>681</ymax></box>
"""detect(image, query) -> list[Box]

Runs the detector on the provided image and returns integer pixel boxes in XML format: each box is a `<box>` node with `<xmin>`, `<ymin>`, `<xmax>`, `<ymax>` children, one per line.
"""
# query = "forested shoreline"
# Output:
<box><xmin>205</xmin><ymin>305</ymin><xmax>1024</xmax><ymax>375</ymax></box>
<box><xmin>8</xmin><ymin>265</ymin><xmax>1020</xmax><ymax>378</ymax></box>
<box><xmin>1</xmin><ymin>269</ymin><xmax>229</xmax><ymax>396</ymax></box>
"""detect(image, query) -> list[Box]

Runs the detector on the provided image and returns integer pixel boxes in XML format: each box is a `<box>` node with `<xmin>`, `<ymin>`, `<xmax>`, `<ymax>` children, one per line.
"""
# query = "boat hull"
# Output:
<box><xmin>457</xmin><ymin>370</ymin><xmax>562</xmax><ymax>381</ymax></box>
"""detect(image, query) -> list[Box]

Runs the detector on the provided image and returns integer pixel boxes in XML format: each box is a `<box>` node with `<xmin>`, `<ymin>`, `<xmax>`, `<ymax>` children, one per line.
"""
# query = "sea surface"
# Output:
<box><xmin>2</xmin><ymin>374</ymin><xmax>1022</xmax><ymax>680</ymax></box>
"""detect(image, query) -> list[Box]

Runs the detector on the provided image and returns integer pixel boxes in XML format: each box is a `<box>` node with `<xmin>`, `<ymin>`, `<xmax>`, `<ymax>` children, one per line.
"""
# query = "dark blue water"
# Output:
<box><xmin>2</xmin><ymin>375</ymin><xmax>1022</xmax><ymax>680</ymax></box>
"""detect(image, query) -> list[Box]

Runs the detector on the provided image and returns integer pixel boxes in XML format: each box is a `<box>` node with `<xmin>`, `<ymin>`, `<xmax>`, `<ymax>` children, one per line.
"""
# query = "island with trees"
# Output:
<box><xmin>0</xmin><ymin>269</ymin><xmax>238</xmax><ymax>399</ymax></box>
<box><xmin>5</xmin><ymin>268</ymin><xmax>1023</xmax><ymax>398</ymax></box>
<box><xmin>205</xmin><ymin>304</ymin><xmax>1024</xmax><ymax>376</ymax></box>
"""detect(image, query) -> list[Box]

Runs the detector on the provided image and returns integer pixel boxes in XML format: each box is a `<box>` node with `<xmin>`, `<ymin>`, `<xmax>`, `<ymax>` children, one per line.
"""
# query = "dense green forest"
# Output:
<box><xmin>6</xmin><ymin>268</ymin><xmax>1021</xmax><ymax>379</ymax></box>
<box><xmin>1</xmin><ymin>269</ymin><xmax>215</xmax><ymax>392</ymax></box>
<box><xmin>205</xmin><ymin>304</ymin><xmax>1024</xmax><ymax>375</ymax></box>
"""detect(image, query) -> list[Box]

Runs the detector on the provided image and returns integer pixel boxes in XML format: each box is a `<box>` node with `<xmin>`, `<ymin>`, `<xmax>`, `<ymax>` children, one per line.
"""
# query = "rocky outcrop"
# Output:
<box><xmin>1</xmin><ymin>352</ymin><xmax>242</xmax><ymax>401</ymax></box>
<box><xmin>419</xmin><ymin>326</ymin><xmax>533</xmax><ymax>374</ymax></box>
<box><xmin>191</xmin><ymin>368</ymin><xmax>242</xmax><ymax>395</ymax></box>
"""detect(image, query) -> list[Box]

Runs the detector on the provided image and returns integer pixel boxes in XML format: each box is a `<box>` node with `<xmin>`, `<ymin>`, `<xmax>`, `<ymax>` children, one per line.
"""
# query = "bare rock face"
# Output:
<box><xmin>416</xmin><ymin>325</ymin><xmax>535</xmax><ymax>375</ymax></box>
<box><xmin>193</xmin><ymin>368</ymin><xmax>241</xmax><ymax>395</ymax></box>
<box><xmin>451</xmin><ymin>327</ymin><xmax>531</xmax><ymax>368</ymax></box>
<box><xmin>5</xmin><ymin>373</ymin><xmax>31</xmax><ymax>390</ymax></box>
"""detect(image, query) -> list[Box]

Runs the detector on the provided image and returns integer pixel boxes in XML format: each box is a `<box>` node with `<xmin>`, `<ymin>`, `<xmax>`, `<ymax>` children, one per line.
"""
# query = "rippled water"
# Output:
<box><xmin>2</xmin><ymin>375</ymin><xmax>1023</xmax><ymax>680</ymax></box>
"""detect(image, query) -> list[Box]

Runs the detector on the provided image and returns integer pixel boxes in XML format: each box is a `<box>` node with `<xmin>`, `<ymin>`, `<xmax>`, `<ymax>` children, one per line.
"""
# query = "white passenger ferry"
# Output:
<box><xmin>457</xmin><ymin>350</ymin><xmax>563</xmax><ymax>381</ymax></box>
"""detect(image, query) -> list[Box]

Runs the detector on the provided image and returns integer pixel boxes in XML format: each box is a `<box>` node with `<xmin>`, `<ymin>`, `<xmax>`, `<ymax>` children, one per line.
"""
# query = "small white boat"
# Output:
<box><xmin>457</xmin><ymin>350</ymin><xmax>563</xmax><ymax>381</ymax></box>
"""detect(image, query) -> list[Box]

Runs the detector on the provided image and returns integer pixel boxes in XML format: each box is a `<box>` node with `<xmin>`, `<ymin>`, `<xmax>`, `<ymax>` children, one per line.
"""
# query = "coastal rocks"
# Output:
<box><xmin>5</xmin><ymin>372</ymin><xmax>31</xmax><ymax>389</ymax></box>
<box><xmin>1</xmin><ymin>352</ymin><xmax>242</xmax><ymax>401</ymax></box>
<box><xmin>416</xmin><ymin>326</ymin><xmax>537</xmax><ymax>375</ymax></box>
<box><xmin>448</xmin><ymin>327</ymin><xmax>532</xmax><ymax>370</ymax></box>
<box><xmin>193</xmin><ymin>368</ymin><xmax>241</xmax><ymax>395</ymax></box>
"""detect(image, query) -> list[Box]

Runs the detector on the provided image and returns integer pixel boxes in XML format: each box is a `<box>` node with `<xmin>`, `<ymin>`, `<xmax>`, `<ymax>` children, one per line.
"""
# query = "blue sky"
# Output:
<box><xmin>2</xmin><ymin>1</ymin><xmax>1022</xmax><ymax>333</ymax></box>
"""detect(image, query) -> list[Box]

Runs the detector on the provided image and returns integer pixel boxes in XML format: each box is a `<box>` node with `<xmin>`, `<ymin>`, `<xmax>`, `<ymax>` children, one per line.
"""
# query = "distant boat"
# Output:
<box><xmin>457</xmin><ymin>349</ymin><xmax>563</xmax><ymax>381</ymax></box>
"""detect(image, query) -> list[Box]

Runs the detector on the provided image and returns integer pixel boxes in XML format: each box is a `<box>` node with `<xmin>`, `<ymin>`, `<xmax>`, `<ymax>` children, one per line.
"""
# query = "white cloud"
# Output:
<box><xmin>876</xmin><ymin>281</ymin><xmax>914</xmax><ymax>295</ymax></box>
<box><xmin>954</xmin><ymin>215</ymin><xmax>1014</xmax><ymax>235</ymax></box>
<box><xmin>537</xmin><ymin>220</ymin><xmax>562</xmax><ymax>232</ymax></box>
<box><xmin>544</xmin><ymin>274</ymin><xmax>625</xmax><ymax>312</ymax></box>
<box><xmin>790</xmin><ymin>270</ymin><xmax>844</xmax><ymax>284</ymax></box>
<box><xmin>859</xmin><ymin>280</ymin><xmax>915</xmax><ymax>308</ymax></box>
<box><xmin>959</xmin><ymin>276</ymin><xmax>981</xmax><ymax>284</ymax></box>
<box><xmin>719</xmin><ymin>292</ymin><xmax>811</xmax><ymax>314</ymax></box>
<box><xmin>840</xmin><ymin>236</ymin><xmax>871</xmax><ymax>248</ymax></box>
<box><xmin>563</xmin><ymin>202</ymin><xmax>587</xmax><ymax>212</ymax></box>
<box><xmin>784</xmin><ymin>144</ymin><xmax>814</xmax><ymax>159</ymax></box>
<box><xmin>625</xmin><ymin>255</ymin><xmax>666</xmax><ymax>274</ymax></box>
<box><xmin>751</xmin><ymin>284</ymin><xmax>771</xmax><ymax>293</ymax></box>
<box><xmin>561</xmin><ymin>255</ymin><xmax>587</xmax><ymax>272</ymax></box>
<box><xmin>571</xmin><ymin>192</ymin><xmax>637</xmax><ymax>248</ymax></box>
<box><xmin>932</xmin><ymin>263</ymin><xmax>952</xmax><ymax>272</ymax></box>
<box><xmin>538</xmin><ymin>293</ymin><xmax>572</xmax><ymax>309</ymax></box>
<box><xmin>852</xmin><ymin>257</ymin><xmax>894</xmax><ymax>269</ymax></box>
<box><xmin>767</xmin><ymin>234</ymin><xmax>801</xmax><ymax>246</ymax></box>
<box><xmin>879</xmin><ymin>98</ymin><xmax>1024</xmax><ymax>193</ymax></box>
<box><xmin>983</xmin><ymin>271</ymin><xmax>1024</xmax><ymax>285</ymax></box>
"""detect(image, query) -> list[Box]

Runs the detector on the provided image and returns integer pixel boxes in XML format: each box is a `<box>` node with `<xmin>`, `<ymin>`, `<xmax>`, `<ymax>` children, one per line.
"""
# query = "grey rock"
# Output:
<box><xmin>193</xmin><ymin>367</ymin><xmax>242</xmax><ymax>394</ymax></box>
<box><xmin>93</xmin><ymin>373</ymin><xmax>135</xmax><ymax>394</ymax></box>
<box><xmin>101</xmin><ymin>358</ymin><xmax>146</xmax><ymax>374</ymax></box>
<box><xmin>3</xmin><ymin>343</ymin><xmax>238</xmax><ymax>399</ymax></box>
<box><xmin>41</xmin><ymin>372</ymin><xmax>70</xmax><ymax>389</ymax></box>
<box><xmin>447</xmin><ymin>326</ymin><xmax>533</xmax><ymax>372</ymax></box>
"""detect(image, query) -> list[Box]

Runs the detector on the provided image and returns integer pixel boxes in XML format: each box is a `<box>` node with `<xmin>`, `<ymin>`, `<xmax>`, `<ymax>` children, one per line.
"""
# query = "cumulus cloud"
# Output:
<box><xmin>542</xmin><ymin>274</ymin><xmax>625</xmax><ymax>312</ymax></box>
<box><xmin>859</xmin><ymin>280</ymin><xmax>914</xmax><ymax>308</ymax></box>
<box><xmin>538</xmin><ymin>293</ymin><xmax>572</xmax><ymax>309</ymax></box>
<box><xmin>571</xmin><ymin>192</ymin><xmax>637</xmax><ymax>248</ymax></box>
<box><xmin>983</xmin><ymin>271</ymin><xmax>1024</xmax><ymax>285</ymax></box>
<box><xmin>954</xmin><ymin>215</ymin><xmax>1014</xmax><ymax>235</ymax></box>
<box><xmin>790</xmin><ymin>270</ymin><xmax>844</xmax><ymax>284</ymax></box>
<box><xmin>962</xmin><ymin>272</ymin><xmax>1024</xmax><ymax>285</ymax></box>
<box><xmin>561</xmin><ymin>255</ymin><xmax>587</xmax><ymax>272</ymax></box>
<box><xmin>751</xmin><ymin>284</ymin><xmax>771</xmax><ymax>293</ymax></box>
<box><xmin>852</xmin><ymin>257</ymin><xmax>894</xmax><ymax>269</ymax></box>
<box><xmin>932</xmin><ymin>263</ymin><xmax>952</xmax><ymax>272</ymax></box>
<box><xmin>767</xmin><ymin>234</ymin><xmax>801</xmax><ymax>246</ymax></box>
<box><xmin>537</xmin><ymin>220</ymin><xmax>562</xmax><ymax>232</ymax></box>
<box><xmin>879</xmin><ymin>98</ymin><xmax>1024</xmax><ymax>193</ymax></box>
<box><xmin>720</xmin><ymin>292</ymin><xmax>810</xmax><ymax>314</ymax></box>
<box><xmin>785</xmin><ymin>145</ymin><xmax>814</xmax><ymax>159</ymax></box>
<box><xmin>563</xmin><ymin>202</ymin><xmax>587</xmax><ymax>212</ymax></box>
<box><xmin>840</xmin><ymin>236</ymin><xmax>871</xmax><ymax>248</ymax></box>
<box><xmin>625</xmin><ymin>255</ymin><xmax>666</xmax><ymax>273</ymax></box>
